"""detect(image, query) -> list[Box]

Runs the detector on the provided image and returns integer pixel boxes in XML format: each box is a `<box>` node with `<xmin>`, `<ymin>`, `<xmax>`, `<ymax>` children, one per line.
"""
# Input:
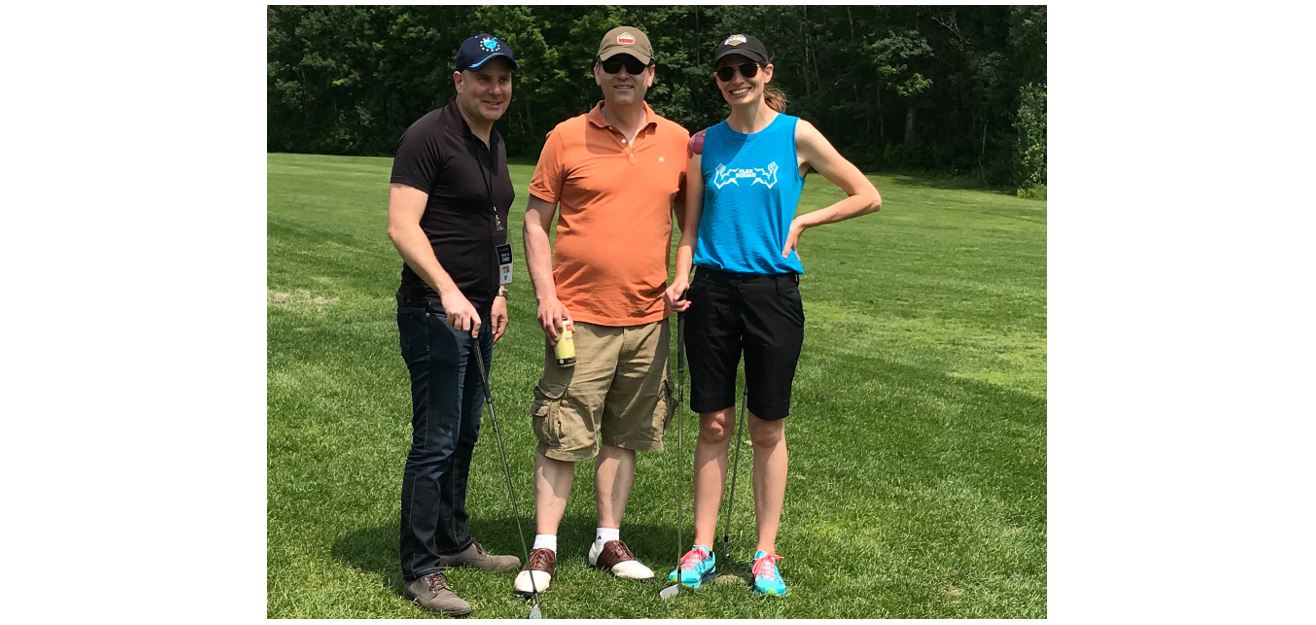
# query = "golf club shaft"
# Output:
<box><xmin>470</xmin><ymin>340</ymin><xmax>543</xmax><ymax>607</ymax></box>
<box><xmin>661</xmin><ymin>307</ymin><xmax>690</xmax><ymax>599</ymax></box>
<box><xmin>675</xmin><ymin>313</ymin><xmax>686</xmax><ymax>562</ymax></box>
<box><xmin>721</xmin><ymin>386</ymin><xmax>746</xmax><ymax>555</ymax></box>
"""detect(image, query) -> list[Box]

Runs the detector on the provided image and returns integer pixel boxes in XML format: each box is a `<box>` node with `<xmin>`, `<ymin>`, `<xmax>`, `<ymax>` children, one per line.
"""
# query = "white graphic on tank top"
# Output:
<box><xmin>711</xmin><ymin>161</ymin><xmax>779</xmax><ymax>190</ymax></box>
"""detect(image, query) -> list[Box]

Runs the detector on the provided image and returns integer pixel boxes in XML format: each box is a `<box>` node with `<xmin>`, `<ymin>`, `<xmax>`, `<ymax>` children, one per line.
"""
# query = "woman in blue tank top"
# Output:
<box><xmin>662</xmin><ymin>33</ymin><xmax>882</xmax><ymax>597</ymax></box>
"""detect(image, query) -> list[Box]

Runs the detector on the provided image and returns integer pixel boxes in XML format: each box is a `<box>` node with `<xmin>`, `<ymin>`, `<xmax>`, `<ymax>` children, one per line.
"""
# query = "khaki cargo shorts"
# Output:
<box><xmin>531</xmin><ymin>319</ymin><xmax>674</xmax><ymax>462</ymax></box>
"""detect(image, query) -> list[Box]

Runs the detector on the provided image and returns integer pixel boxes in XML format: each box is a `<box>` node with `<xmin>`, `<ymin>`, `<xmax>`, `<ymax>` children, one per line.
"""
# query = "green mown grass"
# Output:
<box><xmin>267</xmin><ymin>152</ymin><xmax>1046</xmax><ymax>618</ymax></box>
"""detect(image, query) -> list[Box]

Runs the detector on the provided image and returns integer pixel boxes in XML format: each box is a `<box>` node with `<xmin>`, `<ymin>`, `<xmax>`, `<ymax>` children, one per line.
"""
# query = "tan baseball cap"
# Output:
<box><xmin>597</xmin><ymin>26</ymin><xmax>653</xmax><ymax>64</ymax></box>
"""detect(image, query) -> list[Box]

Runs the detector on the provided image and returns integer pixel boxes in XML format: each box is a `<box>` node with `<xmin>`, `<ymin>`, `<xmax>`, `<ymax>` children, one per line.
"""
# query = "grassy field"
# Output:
<box><xmin>267</xmin><ymin>152</ymin><xmax>1047</xmax><ymax>618</ymax></box>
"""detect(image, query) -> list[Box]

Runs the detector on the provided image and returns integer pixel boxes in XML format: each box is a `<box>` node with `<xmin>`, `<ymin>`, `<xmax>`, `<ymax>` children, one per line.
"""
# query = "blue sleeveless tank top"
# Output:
<box><xmin>693</xmin><ymin>113</ymin><xmax>806</xmax><ymax>275</ymax></box>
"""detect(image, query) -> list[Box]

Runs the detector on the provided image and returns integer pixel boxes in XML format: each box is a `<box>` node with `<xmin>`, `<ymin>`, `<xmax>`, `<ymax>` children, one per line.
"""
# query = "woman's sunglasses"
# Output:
<box><xmin>716</xmin><ymin>62</ymin><xmax>761</xmax><ymax>82</ymax></box>
<box><xmin>599</xmin><ymin>56</ymin><xmax>649</xmax><ymax>75</ymax></box>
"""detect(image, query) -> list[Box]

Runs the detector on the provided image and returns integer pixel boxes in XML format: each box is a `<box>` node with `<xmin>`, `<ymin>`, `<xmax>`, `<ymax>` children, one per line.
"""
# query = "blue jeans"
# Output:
<box><xmin>397</xmin><ymin>305</ymin><xmax>493</xmax><ymax>581</ymax></box>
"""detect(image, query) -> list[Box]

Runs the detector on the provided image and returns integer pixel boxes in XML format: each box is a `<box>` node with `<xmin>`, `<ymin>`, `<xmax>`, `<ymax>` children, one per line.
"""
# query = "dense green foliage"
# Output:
<box><xmin>1013</xmin><ymin>83</ymin><xmax>1047</xmax><ymax>197</ymax></box>
<box><xmin>267</xmin><ymin>5</ymin><xmax>1046</xmax><ymax>187</ymax></box>
<box><xmin>267</xmin><ymin>153</ymin><xmax>1047</xmax><ymax>617</ymax></box>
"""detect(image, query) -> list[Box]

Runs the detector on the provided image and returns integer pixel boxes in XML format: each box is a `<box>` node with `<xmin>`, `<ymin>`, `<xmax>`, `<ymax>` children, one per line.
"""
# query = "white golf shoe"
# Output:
<box><xmin>514</xmin><ymin>548</ymin><xmax>556</xmax><ymax>595</ymax></box>
<box><xmin>588</xmin><ymin>539</ymin><xmax>654</xmax><ymax>580</ymax></box>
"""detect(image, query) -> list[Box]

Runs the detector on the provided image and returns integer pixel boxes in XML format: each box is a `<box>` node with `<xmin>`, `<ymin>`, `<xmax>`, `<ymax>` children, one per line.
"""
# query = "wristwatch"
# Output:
<box><xmin>497</xmin><ymin>286</ymin><xmax>509</xmax><ymax>298</ymax></box>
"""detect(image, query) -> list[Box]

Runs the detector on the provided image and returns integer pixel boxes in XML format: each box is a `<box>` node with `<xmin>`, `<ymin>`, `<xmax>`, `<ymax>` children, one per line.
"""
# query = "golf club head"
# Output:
<box><xmin>659</xmin><ymin>583</ymin><xmax>681</xmax><ymax>600</ymax></box>
<box><xmin>528</xmin><ymin>602</ymin><xmax>542</xmax><ymax>619</ymax></box>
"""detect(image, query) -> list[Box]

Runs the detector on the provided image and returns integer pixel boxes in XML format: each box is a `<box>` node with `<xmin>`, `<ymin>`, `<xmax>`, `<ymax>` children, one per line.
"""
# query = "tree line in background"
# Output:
<box><xmin>268</xmin><ymin>5</ymin><xmax>1046</xmax><ymax>193</ymax></box>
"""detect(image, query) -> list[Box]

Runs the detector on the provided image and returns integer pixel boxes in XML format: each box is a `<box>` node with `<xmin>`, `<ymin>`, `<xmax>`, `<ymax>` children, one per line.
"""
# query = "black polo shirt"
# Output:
<box><xmin>390</xmin><ymin>98</ymin><xmax>514</xmax><ymax>314</ymax></box>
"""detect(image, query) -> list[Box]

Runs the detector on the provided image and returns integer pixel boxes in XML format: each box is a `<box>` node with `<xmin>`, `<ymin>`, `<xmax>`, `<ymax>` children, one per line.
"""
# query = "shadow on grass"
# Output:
<box><xmin>331</xmin><ymin>514</ymin><xmax>687</xmax><ymax>594</ymax></box>
<box><xmin>331</xmin><ymin>524</ymin><xmax>402</xmax><ymax>594</ymax></box>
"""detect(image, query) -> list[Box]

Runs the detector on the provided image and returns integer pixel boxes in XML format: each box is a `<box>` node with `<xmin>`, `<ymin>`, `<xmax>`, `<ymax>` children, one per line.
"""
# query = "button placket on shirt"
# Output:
<box><xmin>618</xmin><ymin>126</ymin><xmax>651</xmax><ymax>165</ymax></box>
<box><xmin>612</xmin><ymin>127</ymin><xmax>635</xmax><ymax>164</ymax></box>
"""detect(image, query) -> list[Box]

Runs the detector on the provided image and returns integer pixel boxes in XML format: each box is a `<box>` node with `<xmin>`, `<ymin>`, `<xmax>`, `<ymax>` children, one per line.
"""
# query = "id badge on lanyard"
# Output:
<box><xmin>496</xmin><ymin>243</ymin><xmax>513</xmax><ymax>285</ymax></box>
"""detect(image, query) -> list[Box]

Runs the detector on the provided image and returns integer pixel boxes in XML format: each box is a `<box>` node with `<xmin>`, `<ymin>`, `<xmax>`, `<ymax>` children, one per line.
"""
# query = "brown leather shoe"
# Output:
<box><xmin>514</xmin><ymin>547</ymin><xmax>556</xmax><ymax>595</ymax></box>
<box><xmin>437</xmin><ymin>539</ymin><xmax>521</xmax><ymax>572</ymax></box>
<box><xmin>403</xmin><ymin>571</ymin><xmax>472</xmax><ymax>616</ymax></box>
<box><xmin>588</xmin><ymin>539</ymin><xmax>655</xmax><ymax>580</ymax></box>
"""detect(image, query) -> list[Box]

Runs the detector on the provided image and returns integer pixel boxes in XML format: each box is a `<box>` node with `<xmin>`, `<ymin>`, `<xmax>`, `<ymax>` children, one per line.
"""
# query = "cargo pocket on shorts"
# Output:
<box><xmin>656</xmin><ymin>375</ymin><xmax>676</xmax><ymax>435</ymax></box>
<box><xmin>531</xmin><ymin>377</ymin><xmax>568</xmax><ymax>447</ymax></box>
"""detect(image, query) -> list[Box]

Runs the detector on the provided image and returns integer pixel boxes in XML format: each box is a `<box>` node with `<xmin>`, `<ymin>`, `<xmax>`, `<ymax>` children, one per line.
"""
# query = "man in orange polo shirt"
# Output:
<box><xmin>514</xmin><ymin>26</ymin><xmax>690</xmax><ymax>595</ymax></box>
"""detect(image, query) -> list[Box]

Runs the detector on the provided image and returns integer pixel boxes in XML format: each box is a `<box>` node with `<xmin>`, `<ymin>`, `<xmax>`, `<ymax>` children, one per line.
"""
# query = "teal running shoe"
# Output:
<box><xmin>665</xmin><ymin>545</ymin><xmax>716</xmax><ymax>588</ymax></box>
<box><xmin>752</xmin><ymin>550</ymin><xmax>789</xmax><ymax>597</ymax></box>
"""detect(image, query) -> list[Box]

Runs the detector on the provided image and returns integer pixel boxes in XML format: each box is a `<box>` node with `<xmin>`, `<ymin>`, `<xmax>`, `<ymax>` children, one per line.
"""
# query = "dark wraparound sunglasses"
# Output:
<box><xmin>599</xmin><ymin>56</ymin><xmax>649</xmax><ymax>75</ymax></box>
<box><xmin>716</xmin><ymin>62</ymin><xmax>761</xmax><ymax>82</ymax></box>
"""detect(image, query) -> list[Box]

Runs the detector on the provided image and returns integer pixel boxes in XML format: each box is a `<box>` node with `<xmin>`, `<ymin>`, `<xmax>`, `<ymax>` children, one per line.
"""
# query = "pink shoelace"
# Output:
<box><xmin>752</xmin><ymin>553</ymin><xmax>783</xmax><ymax>580</ymax></box>
<box><xmin>679</xmin><ymin>546</ymin><xmax>710</xmax><ymax>571</ymax></box>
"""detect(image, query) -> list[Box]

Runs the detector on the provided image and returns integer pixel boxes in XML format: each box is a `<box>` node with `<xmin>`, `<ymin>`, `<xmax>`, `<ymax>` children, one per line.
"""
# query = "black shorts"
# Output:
<box><xmin>683</xmin><ymin>267</ymin><xmax>805</xmax><ymax>421</ymax></box>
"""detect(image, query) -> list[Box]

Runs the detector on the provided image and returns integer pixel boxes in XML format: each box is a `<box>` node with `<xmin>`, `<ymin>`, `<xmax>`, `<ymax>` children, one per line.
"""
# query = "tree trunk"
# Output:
<box><xmin>800</xmin><ymin>8</ymin><xmax>811</xmax><ymax>96</ymax></box>
<box><xmin>807</xmin><ymin>7</ymin><xmax>820</xmax><ymax>94</ymax></box>
<box><xmin>978</xmin><ymin>119</ymin><xmax>988</xmax><ymax>179</ymax></box>
<box><xmin>695</xmin><ymin>7</ymin><xmax>701</xmax><ymax>67</ymax></box>
<box><xmin>904</xmin><ymin>106</ymin><xmax>917</xmax><ymax>145</ymax></box>
<box><xmin>878</xmin><ymin>88</ymin><xmax>885</xmax><ymax>145</ymax></box>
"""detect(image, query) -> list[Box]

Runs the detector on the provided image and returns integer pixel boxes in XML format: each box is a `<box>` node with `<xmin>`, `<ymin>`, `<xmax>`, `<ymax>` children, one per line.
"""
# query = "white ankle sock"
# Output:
<box><xmin>594</xmin><ymin>527</ymin><xmax>620</xmax><ymax>550</ymax></box>
<box><xmin>533</xmin><ymin>534</ymin><xmax>557</xmax><ymax>552</ymax></box>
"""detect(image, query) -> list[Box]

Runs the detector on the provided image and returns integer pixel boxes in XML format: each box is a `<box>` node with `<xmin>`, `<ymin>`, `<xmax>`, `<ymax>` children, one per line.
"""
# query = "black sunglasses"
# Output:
<box><xmin>716</xmin><ymin>62</ymin><xmax>760</xmax><ymax>82</ymax></box>
<box><xmin>599</xmin><ymin>56</ymin><xmax>649</xmax><ymax>75</ymax></box>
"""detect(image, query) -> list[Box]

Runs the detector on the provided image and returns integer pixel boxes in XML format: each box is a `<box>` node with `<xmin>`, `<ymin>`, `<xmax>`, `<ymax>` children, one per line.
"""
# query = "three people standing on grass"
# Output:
<box><xmin>663</xmin><ymin>33</ymin><xmax>882</xmax><ymax>597</ymax></box>
<box><xmin>385</xmin><ymin>28</ymin><xmax>879</xmax><ymax>614</ymax></box>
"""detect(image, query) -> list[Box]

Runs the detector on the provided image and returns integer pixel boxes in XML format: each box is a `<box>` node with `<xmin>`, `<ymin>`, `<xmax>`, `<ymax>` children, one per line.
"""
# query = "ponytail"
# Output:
<box><xmin>763</xmin><ymin>85</ymin><xmax>788</xmax><ymax>113</ymax></box>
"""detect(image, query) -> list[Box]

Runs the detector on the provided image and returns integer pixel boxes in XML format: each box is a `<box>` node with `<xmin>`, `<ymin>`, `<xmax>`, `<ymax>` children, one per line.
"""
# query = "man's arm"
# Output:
<box><xmin>665</xmin><ymin>150</ymin><xmax>704</xmax><ymax>313</ymax></box>
<box><xmin>523</xmin><ymin>195</ymin><xmax>569</xmax><ymax>341</ymax></box>
<box><xmin>386</xmin><ymin>183</ymin><xmax>482</xmax><ymax>337</ymax></box>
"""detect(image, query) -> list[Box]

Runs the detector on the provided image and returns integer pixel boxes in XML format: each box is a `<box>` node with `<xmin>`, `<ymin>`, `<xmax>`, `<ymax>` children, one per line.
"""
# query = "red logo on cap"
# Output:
<box><xmin>617</xmin><ymin>32</ymin><xmax>636</xmax><ymax>45</ymax></box>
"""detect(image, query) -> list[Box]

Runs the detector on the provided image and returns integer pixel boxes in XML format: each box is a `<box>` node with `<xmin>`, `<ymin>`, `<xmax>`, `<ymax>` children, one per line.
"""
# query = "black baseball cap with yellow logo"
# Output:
<box><xmin>712</xmin><ymin>33</ymin><xmax>770</xmax><ymax>66</ymax></box>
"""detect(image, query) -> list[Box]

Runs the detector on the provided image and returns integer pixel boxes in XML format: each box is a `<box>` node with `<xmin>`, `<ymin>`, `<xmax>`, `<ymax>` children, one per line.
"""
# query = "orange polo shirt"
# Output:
<box><xmin>529</xmin><ymin>101</ymin><xmax>690</xmax><ymax>326</ymax></box>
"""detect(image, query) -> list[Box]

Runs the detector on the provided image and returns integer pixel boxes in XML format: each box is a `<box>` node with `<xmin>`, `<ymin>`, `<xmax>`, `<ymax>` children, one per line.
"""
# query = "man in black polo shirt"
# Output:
<box><xmin>386</xmin><ymin>33</ymin><xmax>521</xmax><ymax>616</ymax></box>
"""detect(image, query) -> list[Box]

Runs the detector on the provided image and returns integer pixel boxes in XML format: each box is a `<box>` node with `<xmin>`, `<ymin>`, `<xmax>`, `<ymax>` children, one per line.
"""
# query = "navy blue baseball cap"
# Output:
<box><xmin>455</xmin><ymin>33</ymin><xmax>516</xmax><ymax>72</ymax></box>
